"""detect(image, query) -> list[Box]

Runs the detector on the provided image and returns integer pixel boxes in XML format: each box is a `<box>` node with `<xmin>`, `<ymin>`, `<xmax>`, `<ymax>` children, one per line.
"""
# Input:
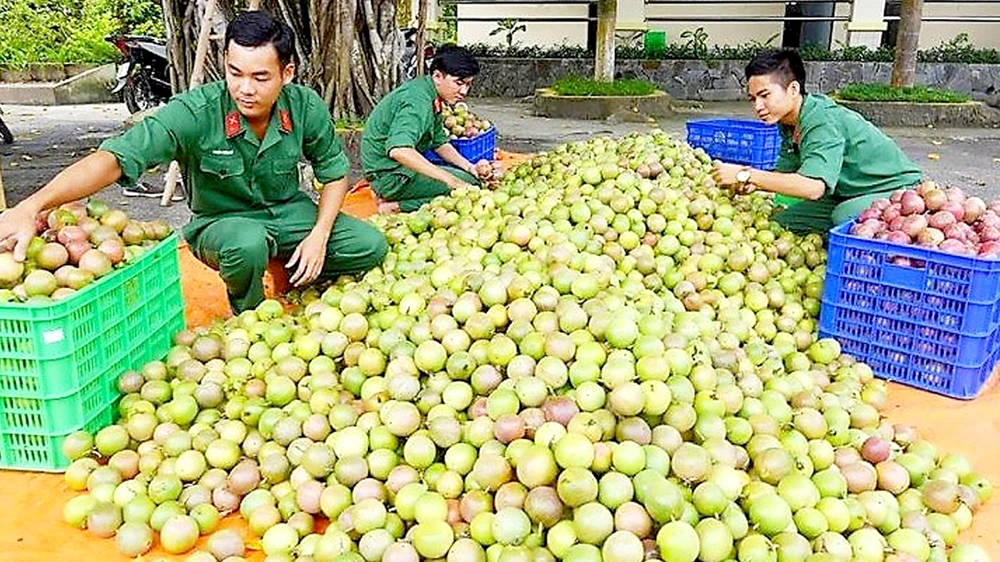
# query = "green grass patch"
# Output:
<box><xmin>835</xmin><ymin>83</ymin><xmax>970</xmax><ymax>103</ymax></box>
<box><xmin>551</xmin><ymin>76</ymin><xmax>659</xmax><ymax>97</ymax></box>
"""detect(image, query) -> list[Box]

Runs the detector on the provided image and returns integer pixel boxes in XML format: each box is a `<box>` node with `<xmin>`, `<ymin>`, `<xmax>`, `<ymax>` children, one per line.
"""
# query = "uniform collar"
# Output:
<box><xmin>223</xmin><ymin>88</ymin><xmax>294</xmax><ymax>143</ymax></box>
<box><xmin>422</xmin><ymin>75</ymin><xmax>445</xmax><ymax>114</ymax></box>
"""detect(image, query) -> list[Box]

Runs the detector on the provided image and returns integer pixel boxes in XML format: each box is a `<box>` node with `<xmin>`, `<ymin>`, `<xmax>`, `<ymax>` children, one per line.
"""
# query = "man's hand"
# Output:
<box><xmin>711</xmin><ymin>161</ymin><xmax>743</xmax><ymax>187</ymax></box>
<box><xmin>0</xmin><ymin>206</ymin><xmax>40</xmax><ymax>262</ymax></box>
<box><xmin>712</xmin><ymin>161</ymin><xmax>757</xmax><ymax>195</ymax></box>
<box><xmin>474</xmin><ymin>159</ymin><xmax>494</xmax><ymax>180</ymax></box>
<box><xmin>286</xmin><ymin>230</ymin><xmax>329</xmax><ymax>287</ymax></box>
<box><xmin>447</xmin><ymin>175</ymin><xmax>474</xmax><ymax>191</ymax></box>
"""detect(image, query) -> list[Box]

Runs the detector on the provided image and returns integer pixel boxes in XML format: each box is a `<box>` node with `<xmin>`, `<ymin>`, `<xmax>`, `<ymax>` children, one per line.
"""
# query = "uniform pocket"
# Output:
<box><xmin>199</xmin><ymin>155</ymin><xmax>246</xmax><ymax>179</ymax></box>
<box><xmin>272</xmin><ymin>157</ymin><xmax>300</xmax><ymax>179</ymax></box>
<box><xmin>192</xmin><ymin>155</ymin><xmax>251</xmax><ymax>213</ymax></box>
<box><xmin>262</xmin><ymin>157</ymin><xmax>302</xmax><ymax>202</ymax></box>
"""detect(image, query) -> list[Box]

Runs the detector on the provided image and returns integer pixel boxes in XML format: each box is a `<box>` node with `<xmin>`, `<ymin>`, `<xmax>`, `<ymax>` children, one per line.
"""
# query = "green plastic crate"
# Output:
<box><xmin>0</xmin><ymin>399</ymin><xmax>115</xmax><ymax>472</ymax></box>
<box><xmin>0</xmin><ymin>234</ymin><xmax>182</xmax><ymax>399</ymax></box>
<box><xmin>0</xmin><ymin>234</ymin><xmax>185</xmax><ymax>471</ymax></box>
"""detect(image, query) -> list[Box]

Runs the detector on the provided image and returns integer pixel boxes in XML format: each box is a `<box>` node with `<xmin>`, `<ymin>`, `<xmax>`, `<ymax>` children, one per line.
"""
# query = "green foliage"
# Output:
<box><xmin>334</xmin><ymin>117</ymin><xmax>367</xmax><ymax>132</ymax></box>
<box><xmin>463</xmin><ymin>34</ymin><xmax>1000</xmax><ymax>65</ymax></box>
<box><xmin>918</xmin><ymin>33</ymin><xmax>1000</xmax><ymax>63</ymax></box>
<box><xmin>489</xmin><ymin>19</ymin><xmax>527</xmax><ymax>49</ymax></box>
<box><xmin>836</xmin><ymin>83</ymin><xmax>970</xmax><ymax>103</ymax></box>
<box><xmin>0</xmin><ymin>0</ymin><xmax>163</xmax><ymax>69</ymax></box>
<box><xmin>679</xmin><ymin>27</ymin><xmax>709</xmax><ymax>59</ymax></box>
<box><xmin>431</xmin><ymin>2</ymin><xmax>458</xmax><ymax>45</ymax></box>
<box><xmin>551</xmin><ymin>76</ymin><xmax>658</xmax><ymax>97</ymax></box>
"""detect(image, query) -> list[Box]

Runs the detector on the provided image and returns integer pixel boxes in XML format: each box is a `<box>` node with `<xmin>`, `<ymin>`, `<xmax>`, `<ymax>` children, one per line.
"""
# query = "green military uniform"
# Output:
<box><xmin>361</xmin><ymin>76</ymin><xmax>478</xmax><ymax>212</ymax></box>
<box><xmin>773</xmin><ymin>93</ymin><xmax>923</xmax><ymax>234</ymax></box>
<box><xmin>100</xmin><ymin>81</ymin><xmax>388</xmax><ymax>312</ymax></box>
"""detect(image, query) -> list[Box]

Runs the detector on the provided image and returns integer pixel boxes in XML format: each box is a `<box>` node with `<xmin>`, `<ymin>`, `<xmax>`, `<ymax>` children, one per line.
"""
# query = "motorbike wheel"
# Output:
<box><xmin>123</xmin><ymin>72</ymin><xmax>159</xmax><ymax>114</ymax></box>
<box><xmin>0</xmin><ymin>115</ymin><xmax>12</xmax><ymax>145</ymax></box>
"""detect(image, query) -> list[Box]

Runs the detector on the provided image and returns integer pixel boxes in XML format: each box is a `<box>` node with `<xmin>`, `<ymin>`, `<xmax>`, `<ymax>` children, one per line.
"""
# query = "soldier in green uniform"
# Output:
<box><xmin>712</xmin><ymin>49</ymin><xmax>923</xmax><ymax>234</ymax></box>
<box><xmin>0</xmin><ymin>11</ymin><xmax>388</xmax><ymax>313</ymax></box>
<box><xmin>362</xmin><ymin>45</ymin><xmax>492</xmax><ymax>213</ymax></box>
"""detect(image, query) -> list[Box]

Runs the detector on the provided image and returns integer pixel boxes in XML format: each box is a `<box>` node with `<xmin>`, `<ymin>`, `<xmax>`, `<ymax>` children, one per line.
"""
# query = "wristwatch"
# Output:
<box><xmin>736</xmin><ymin>168</ymin><xmax>752</xmax><ymax>186</ymax></box>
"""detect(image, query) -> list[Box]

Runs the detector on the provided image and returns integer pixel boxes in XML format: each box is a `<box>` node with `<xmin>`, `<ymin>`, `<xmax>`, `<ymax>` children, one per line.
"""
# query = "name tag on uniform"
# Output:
<box><xmin>212</xmin><ymin>149</ymin><xmax>235</xmax><ymax>156</ymax></box>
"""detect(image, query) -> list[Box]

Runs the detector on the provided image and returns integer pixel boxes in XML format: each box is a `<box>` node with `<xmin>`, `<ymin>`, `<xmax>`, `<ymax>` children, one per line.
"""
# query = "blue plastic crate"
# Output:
<box><xmin>685</xmin><ymin>119</ymin><xmax>781</xmax><ymax>170</ymax></box>
<box><xmin>824</xmin><ymin>221</ymin><xmax>1000</xmax><ymax>319</ymax></box>
<box><xmin>820</xmin><ymin>222</ymin><xmax>1000</xmax><ymax>399</ymax></box>
<box><xmin>821</xmin><ymin>272</ymin><xmax>1000</xmax><ymax>335</ymax></box>
<box><xmin>424</xmin><ymin>127</ymin><xmax>497</xmax><ymax>165</ymax></box>
<box><xmin>821</xmin><ymin>329</ymin><xmax>1000</xmax><ymax>400</ymax></box>
<box><xmin>821</xmin><ymin>304</ymin><xmax>1000</xmax><ymax>367</ymax></box>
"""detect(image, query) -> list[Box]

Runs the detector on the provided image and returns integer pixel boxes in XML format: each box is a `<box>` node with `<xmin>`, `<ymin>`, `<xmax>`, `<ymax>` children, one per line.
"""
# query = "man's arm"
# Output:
<box><xmin>714</xmin><ymin>163</ymin><xmax>826</xmax><ymax>200</ymax></box>
<box><xmin>0</xmin><ymin>98</ymin><xmax>195</xmax><ymax>260</ymax></box>
<box><xmin>384</xmin><ymin>101</ymin><xmax>475</xmax><ymax>189</ymax></box>
<box><xmin>432</xmin><ymin>143</ymin><xmax>477</xmax><ymax>177</ymax></box>
<box><xmin>286</xmin><ymin>177</ymin><xmax>349</xmax><ymax>286</ymax></box>
<box><xmin>389</xmin><ymin>146</ymin><xmax>472</xmax><ymax>189</ymax></box>
<box><xmin>0</xmin><ymin>151</ymin><xmax>123</xmax><ymax>260</ymax></box>
<box><xmin>289</xmin><ymin>90</ymin><xmax>355</xmax><ymax>286</ymax></box>
<box><xmin>714</xmin><ymin>122</ymin><xmax>844</xmax><ymax>201</ymax></box>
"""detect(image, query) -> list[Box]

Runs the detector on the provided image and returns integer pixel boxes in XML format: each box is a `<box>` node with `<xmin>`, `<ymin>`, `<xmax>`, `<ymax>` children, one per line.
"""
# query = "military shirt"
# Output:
<box><xmin>774</xmin><ymin>94</ymin><xmax>922</xmax><ymax>199</ymax></box>
<box><xmin>360</xmin><ymin>75</ymin><xmax>449</xmax><ymax>178</ymax></box>
<box><xmin>100</xmin><ymin>81</ymin><xmax>349</xmax><ymax>233</ymax></box>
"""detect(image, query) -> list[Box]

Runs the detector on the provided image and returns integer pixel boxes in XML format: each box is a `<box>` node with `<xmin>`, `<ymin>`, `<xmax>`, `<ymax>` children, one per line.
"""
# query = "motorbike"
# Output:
<box><xmin>106</xmin><ymin>35</ymin><xmax>173</xmax><ymax>114</ymax></box>
<box><xmin>0</xmin><ymin>106</ymin><xmax>11</xmax><ymax>144</ymax></box>
<box><xmin>402</xmin><ymin>28</ymin><xmax>437</xmax><ymax>81</ymax></box>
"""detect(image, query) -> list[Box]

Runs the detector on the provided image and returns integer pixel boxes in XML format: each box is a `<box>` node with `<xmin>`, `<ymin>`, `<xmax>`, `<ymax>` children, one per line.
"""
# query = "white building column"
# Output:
<box><xmin>408</xmin><ymin>0</ymin><xmax>439</xmax><ymax>29</ymax></box>
<box><xmin>616</xmin><ymin>0</ymin><xmax>647</xmax><ymax>47</ymax></box>
<box><xmin>846</xmin><ymin>0</ymin><xmax>888</xmax><ymax>48</ymax></box>
<box><xmin>616</xmin><ymin>0</ymin><xmax>647</xmax><ymax>31</ymax></box>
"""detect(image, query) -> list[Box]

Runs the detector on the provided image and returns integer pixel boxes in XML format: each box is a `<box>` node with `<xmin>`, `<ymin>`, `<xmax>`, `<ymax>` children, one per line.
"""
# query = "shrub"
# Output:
<box><xmin>0</xmin><ymin>0</ymin><xmax>163</xmax><ymax>69</ymax></box>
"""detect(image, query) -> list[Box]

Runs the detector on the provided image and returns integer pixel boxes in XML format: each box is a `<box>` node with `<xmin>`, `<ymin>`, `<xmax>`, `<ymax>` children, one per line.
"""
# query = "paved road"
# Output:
<box><xmin>2</xmin><ymin>99</ymin><xmax>999</xmax><ymax>232</ymax></box>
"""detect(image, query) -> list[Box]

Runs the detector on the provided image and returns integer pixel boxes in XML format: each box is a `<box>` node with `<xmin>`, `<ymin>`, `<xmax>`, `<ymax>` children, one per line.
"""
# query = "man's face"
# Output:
<box><xmin>224</xmin><ymin>42</ymin><xmax>294</xmax><ymax>122</ymax></box>
<box><xmin>432</xmin><ymin>70</ymin><xmax>473</xmax><ymax>105</ymax></box>
<box><xmin>747</xmin><ymin>74</ymin><xmax>800</xmax><ymax>125</ymax></box>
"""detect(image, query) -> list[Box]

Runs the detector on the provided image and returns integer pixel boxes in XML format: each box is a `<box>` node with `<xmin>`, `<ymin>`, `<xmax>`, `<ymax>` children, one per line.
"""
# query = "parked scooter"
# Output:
<box><xmin>105</xmin><ymin>35</ymin><xmax>172</xmax><ymax>114</ymax></box>
<box><xmin>0</xmin><ymin>106</ymin><xmax>12</xmax><ymax>145</ymax></box>
<box><xmin>402</xmin><ymin>28</ymin><xmax>437</xmax><ymax>81</ymax></box>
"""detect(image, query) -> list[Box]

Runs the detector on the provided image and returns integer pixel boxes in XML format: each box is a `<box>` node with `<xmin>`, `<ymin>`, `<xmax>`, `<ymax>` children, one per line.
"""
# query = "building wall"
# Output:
<box><xmin>643</xmin><ymin>3</ymin><xmax>786</xmax><ymax>47</ymax></box>
<box><xmin>456</xmin><ymin>3</ymin><xmax>589</xmax><ymax>47</ymax></box>
<box><xmin>919</xmin><ymin>2</ymin><xmax>1000</xmax><ymax>49</ymax></box>
<box><xmin>453</xmin><ymin>1</ymin><xmax>1000</xmax><ymax>50</ymax></box>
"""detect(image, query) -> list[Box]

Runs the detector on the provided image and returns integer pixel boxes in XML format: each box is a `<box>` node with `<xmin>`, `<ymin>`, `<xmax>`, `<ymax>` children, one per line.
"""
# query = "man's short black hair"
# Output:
<box><xmin>430</xmin><ymin>45</ymin><xmax>480</xmax><ymax>79</ymax></box>
<box><xmin>225</xmin><ymin>11</ymin><xmax>296</xmax><ymax>67</ymax></box>
<box><xmin>745</xmin><ymin>49</ymin><xmax>807</xmax><ymax>94</ymax></box>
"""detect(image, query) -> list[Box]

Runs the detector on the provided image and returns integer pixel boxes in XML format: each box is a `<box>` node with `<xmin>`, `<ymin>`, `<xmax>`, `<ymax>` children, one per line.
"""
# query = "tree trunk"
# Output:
<box><xmin>594</xmin><ymin>0</ymin><xmax>617</xmax><ymax>82</ymax></box>
<box><xmin>414</xmin><ymin>0</ymin><xmax>428</xmax><ymax>76</ymax></box>
<box><xmin>891</xmin><ymin>0</ymin><xmax>923</xmax><ymax>87</ymax></box>
<box><xmin>161</xmin><ymin>0</ymin><xmax>403</xmax><ymax>118</ymax></box>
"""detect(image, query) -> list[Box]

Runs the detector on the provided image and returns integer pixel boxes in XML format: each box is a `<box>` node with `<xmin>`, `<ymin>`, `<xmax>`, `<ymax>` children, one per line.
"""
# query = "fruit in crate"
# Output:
<box><xmin>0</xmin><ymin>199</ymin><xmax>172</xmax><ymax>302</ymax></box>
<box><xmin>442</xmin><ymin>102</ymin><xmax>492</xmax><ymax>139</ymax></box>
<box><xmin>851</xmin><ymin>181</ymin><xmax>1000</xmax><ymax>258</ymax></box>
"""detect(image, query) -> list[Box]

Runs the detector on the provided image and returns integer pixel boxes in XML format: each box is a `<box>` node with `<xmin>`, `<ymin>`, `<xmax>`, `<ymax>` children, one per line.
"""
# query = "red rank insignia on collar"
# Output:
<box><xmin>224</xmin><ymin>111</ymin><xmax>242</xmax><ymax>138</ymax></box>
<box><xmin>432</xmin><ymin>98</ymin><xmax>443</xmax><ymax>114</ymax></box>
<box><xmin>279</xmin><ymin>110</ymin><xmax>292</xmax><ymax>133</ymax></box>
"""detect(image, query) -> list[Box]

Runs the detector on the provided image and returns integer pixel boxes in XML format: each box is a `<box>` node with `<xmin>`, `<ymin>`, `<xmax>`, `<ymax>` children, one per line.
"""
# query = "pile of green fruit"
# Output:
<box><xmin>59</xmin><ymin>131</ymin><xmax>992</xmax><ymax>562</ymax></box>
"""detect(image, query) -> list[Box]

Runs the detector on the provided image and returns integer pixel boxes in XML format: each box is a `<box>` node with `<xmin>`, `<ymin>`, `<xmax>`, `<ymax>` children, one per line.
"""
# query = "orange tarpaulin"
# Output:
<box><xmin>2</xmin><ymin>160</ymin><xmax>1000</xmax><ymax>561</ymax></box>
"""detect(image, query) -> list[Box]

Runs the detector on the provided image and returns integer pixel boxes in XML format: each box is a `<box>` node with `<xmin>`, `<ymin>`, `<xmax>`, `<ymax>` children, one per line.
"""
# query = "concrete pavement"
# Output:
<box><xmin>0</xmin><ymin>99</ymin><xmax>998</xmax><ymax>232</ymax></box>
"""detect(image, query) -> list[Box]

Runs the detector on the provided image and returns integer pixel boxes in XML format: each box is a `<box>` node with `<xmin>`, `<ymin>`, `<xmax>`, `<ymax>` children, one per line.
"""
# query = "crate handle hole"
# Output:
<box><xmin>885</xmin><ymin>256</ymin><xmax>926</xmax><ymax>270</ymax></box>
